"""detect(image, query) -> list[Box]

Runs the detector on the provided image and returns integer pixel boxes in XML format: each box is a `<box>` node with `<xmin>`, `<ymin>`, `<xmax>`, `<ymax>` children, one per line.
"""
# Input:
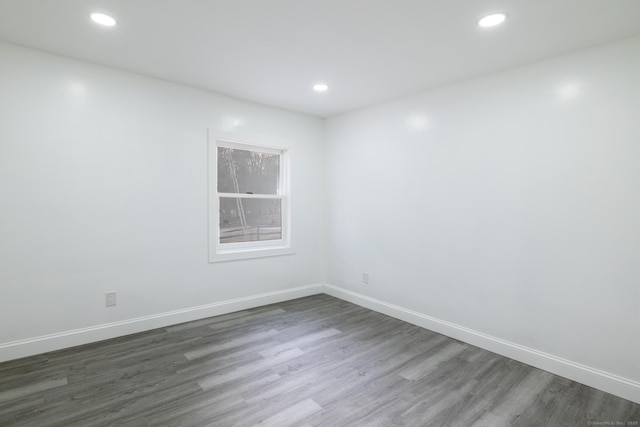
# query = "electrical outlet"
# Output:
<box><xmin>362</xmin><ymin>273</ymin><xmax>369</xmax><ymax>284</ymax></box>
<box><xmin>105</xmin><ymin>292</ymin><xmax>117</xmax><ymax>307</ymax></box>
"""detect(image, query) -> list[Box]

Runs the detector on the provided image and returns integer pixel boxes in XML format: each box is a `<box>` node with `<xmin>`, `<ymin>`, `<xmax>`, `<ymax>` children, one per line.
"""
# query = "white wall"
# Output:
<box><xmin>324</xmin><ymin>36</ymin><xmax>640</xmax><ymax>390</ymax></box>
<box><xmin>0</xmin><ymin>42</ymin><xmax>324</xmax><ymax>350</ymax></box>
<box><xmin>2</xmin><ymin>35</ymin><xmax>639</xmax><ymax>403</ymax></box>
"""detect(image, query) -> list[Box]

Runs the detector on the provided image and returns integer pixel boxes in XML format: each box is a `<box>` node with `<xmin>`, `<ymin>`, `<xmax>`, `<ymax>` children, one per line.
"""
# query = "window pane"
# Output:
<box><xmin>219</xmin><ymin>197</ymin><xmax>282</xmax><ymax>243</ymax></box>
<box><xmin>217</xmin><ymin>147</ymin><xmax>279</xmax><ymax>195</ymax></box>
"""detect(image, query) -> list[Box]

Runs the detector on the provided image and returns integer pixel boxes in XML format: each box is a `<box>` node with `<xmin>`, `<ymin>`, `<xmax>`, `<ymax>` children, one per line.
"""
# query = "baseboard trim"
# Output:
<box><xmin>322</xmin><ymin>283</ymin><xmax>640</xmax><ymax>405</ymax></box>
<box><xmin>3</xmin><ymin>282</ymin><xmax>638</xmax><ymax>405</ymax></box>
<box><xmin>0</xmin><ymin>284</ymin><xmax>323</xmax><ymax>363</ymax></box>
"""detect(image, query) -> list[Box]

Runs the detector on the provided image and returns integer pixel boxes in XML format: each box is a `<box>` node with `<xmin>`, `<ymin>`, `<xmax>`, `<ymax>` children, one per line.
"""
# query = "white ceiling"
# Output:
<box><xmin>1</xmin><ymin>1</ymin><xmax>640</xmax><ymax>118</ymax></box>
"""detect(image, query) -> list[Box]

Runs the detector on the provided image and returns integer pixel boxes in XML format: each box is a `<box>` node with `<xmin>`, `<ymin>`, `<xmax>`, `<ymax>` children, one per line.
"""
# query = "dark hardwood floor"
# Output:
<box><xmin>1</xmin><ymin>294</ymin><xmax>638</xmax><ymax>426</ymax></box>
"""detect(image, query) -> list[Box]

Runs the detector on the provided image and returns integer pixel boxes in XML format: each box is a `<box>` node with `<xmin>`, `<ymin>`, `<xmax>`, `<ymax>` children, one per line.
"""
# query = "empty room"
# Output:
<box><xmin>1</xmin><ymin>1</ymin><xmax>639</xmax><ymax>426</ymax></box>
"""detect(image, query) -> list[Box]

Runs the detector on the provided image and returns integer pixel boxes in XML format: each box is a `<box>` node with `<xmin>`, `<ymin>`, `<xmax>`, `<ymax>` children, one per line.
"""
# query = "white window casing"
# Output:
<box><xmin>208</xmin><ymin>130</ymin><xmax>293</xmax><ymax>262</ymax></box>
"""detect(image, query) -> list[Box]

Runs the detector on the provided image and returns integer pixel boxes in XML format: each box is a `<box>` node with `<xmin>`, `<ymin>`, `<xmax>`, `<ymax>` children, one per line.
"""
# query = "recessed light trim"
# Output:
<box><xmin>313</xmin><ymin>83</ymin><xmax>329</xmax><ymax>92</ymax></box>
<box><xmin>478</xmin><ymin>13</ymin><xmax>507</xmax><ymax>28</ymax></box>
<box><xmin>90</xmin><ymin>13</ymin><xmax>117</xmax><ymax>27</ymax></box>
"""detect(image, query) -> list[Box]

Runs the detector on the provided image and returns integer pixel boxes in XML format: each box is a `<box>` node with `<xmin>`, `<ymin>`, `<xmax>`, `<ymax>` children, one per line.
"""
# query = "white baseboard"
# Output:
<box><xmin>322</xmin><ymin>283</ymin><xmax>640</xmax><ymax>405</ymax></box>
<box><xmin>0</xmin><ymin>284</ymin><xmax>323</xmax><ymax>363</ymax></box>
<box><xmin>2</xmin><ymin>282</ymin><xmax>638</xmax><ymax>405</ymax></box>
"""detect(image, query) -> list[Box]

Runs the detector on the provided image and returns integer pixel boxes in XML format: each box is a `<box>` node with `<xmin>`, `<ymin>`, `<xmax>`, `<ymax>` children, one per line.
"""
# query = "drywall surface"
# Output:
<box><xmin>0</xmin><ymin>42</ymin><xmax>324</xmax><ymax>346</ymax></box>
<box><xmin>324</xmin><ymin>36</ymin><xmax>640</xmax><ymax>384</ymax></box>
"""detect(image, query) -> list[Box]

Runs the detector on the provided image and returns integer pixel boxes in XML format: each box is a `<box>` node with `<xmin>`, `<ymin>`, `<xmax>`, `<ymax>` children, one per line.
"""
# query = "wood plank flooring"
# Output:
<box><xmin>0</xmin><ymin>294</ymin><xmax>638</xmax><ymax>426</ymax></box>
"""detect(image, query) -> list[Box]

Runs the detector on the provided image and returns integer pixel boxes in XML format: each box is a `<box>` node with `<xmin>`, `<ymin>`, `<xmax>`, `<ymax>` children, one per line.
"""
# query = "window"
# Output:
<box><xmin>209</xmin><ymin>133</ymin><xmax>292</xmax><ymax>262</ymax></box>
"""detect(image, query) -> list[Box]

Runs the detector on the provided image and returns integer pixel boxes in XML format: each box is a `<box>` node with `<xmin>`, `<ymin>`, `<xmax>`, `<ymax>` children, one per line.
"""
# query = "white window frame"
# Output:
<box><xmin>208</xmin><ymin>131</ymin><xmax>293</xmax><ymax>262</ymax></box>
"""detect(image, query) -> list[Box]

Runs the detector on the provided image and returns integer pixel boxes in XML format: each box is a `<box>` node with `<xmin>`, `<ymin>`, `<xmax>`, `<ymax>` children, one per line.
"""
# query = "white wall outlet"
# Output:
<box><xmin>362</xmin><ymin>273</ymin><xmax>369</xmax><ymax>284</ymax></box>
<box><xmin>105</xmin><ymin>292</ymin><xmax>117</xmax><ymax>307</ymax></box>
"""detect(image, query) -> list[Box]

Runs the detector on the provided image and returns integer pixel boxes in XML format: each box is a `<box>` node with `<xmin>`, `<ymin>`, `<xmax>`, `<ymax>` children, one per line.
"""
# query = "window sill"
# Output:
<box><xmin>209</xmin><ymin>246</ymin><xmax>294</xmax><ymax>263</ymax></box>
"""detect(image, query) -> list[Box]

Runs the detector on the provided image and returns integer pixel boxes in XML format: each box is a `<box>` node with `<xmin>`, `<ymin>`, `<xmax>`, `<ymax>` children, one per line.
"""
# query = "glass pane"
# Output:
<box><xmin>219</xmin><ymin>197</ymin><xmax>282</xmax><ymax>244</ymax></box>
<box><xmin>218</xmin><ymin>147</ymin><xmax>280</xmax><ymax>195</ymax></box>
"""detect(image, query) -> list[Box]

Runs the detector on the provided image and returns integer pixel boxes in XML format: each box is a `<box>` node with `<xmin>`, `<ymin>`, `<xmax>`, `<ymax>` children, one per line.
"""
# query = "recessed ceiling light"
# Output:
<box><xmin>90</xmin><ymin>13</ymin><xmax>117</xmax><ymax>27</ymax></box>
<box><xmin>313</xmin><ymin>83</ymin><xmax>329</xmax><ymax>92</ymax></box>
<box><xmin>478</xmin><ymin>13</ymin><xmax>507</xmax><ymax>28</ymax></box>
